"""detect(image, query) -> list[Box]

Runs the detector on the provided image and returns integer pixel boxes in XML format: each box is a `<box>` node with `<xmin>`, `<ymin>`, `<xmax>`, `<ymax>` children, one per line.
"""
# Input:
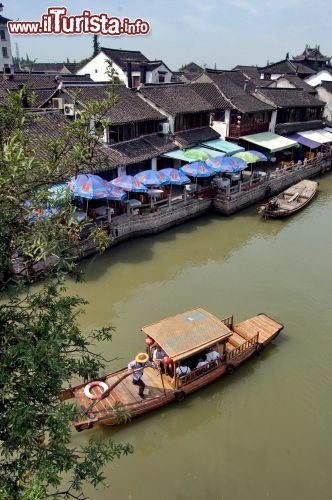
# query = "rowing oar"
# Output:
<box><xmin>160</xmin><ymin>372</ymin><xmax>166</xmax><ymax>396</ymax></box>
<box><xmin>86</xmin><ymin>366</ymin><xmax>157</xmax><ymax>413</ymax></box>
<box><xmin>157</xmin><ymin>364</ymin><xmax>166</xmax><ymax>396</ymax></box>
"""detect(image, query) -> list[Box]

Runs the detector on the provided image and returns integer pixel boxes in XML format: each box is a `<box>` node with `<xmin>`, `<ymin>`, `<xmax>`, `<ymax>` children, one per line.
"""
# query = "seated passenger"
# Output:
<box><xmin>196</xmin><ymin>356</ymin><xmax>209</xmax><ymax>371</ymax></box>
<box><xmin>176</xmin><ymin>363</ymin><xmax>191</xmax><ymax>378</ymax></box>
<box><xmin>206</xmin><ymin>348</ymin><xmax>220</xmax><ymax>364</ymax></box>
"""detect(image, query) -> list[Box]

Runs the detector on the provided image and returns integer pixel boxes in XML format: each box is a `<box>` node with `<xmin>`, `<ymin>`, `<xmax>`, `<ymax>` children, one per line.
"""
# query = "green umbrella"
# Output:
<box><xmin>232</xmin><ymin>151</ymin><xmax>261</xmax><ymax>164</ymax></box>
<box><xmin>183</xmin><ymin>148</ymin><xmax>212</xmax><ymax>161</ymax></box>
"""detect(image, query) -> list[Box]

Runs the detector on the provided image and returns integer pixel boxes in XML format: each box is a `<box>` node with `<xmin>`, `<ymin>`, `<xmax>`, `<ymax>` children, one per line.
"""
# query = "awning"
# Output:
<box><xmin>163</xmin><ymin>147</ymin><xmax>225</xmax><ymax>163</ymax></box>
<box><xmin>297</xmin><ymin>129</ymin><xmax>332</xmax><ymax>145</ymax></box>
<box><xmin>239</xmin><ymin>132</ymin><xmax>298</xmax><ymax>152</ymax></box>
<box><xmin>200</xmin><ymin>139</ymin><xmax>245</xmax><ymax>155</ymax></box>
<box><xmin>284</xmin><ymin>133</ymin><xmax>321</xmax><ymax>149</ymax></box>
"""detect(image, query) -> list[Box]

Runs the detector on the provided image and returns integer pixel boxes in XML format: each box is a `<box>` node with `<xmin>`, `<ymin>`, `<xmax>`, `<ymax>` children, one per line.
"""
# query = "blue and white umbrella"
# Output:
<box><xmin>180</xmin><ymin>162</ymin><xmax>216</xmax><ymax>178</ymax></box>
<box><xmin>107</xmin><ymin>183</ymin><xmax>127</xmax><ymax>201</ymax></box>
<box><xmin>68</xmin><ymin>174</ymin><xmax>111</xmax><ymax>199</ymax></box>
<box><xmin>110</xmin><ymin>175</ymin><xmax>148</xmax><ymax>193</ymax></box>
<box><xmin>206</xmin><ymin>156</ymin><xmax>247</xmax><ymax>173</ymax></box>
<box><xmin>159</xmin><ymin>168</ymin><xmax>190</xmax><ymax>185</ymax></box>
<box><xmin>134</xmin><ymin>170</ymin><xmax>169</xmax><ymax>187</ymax></box>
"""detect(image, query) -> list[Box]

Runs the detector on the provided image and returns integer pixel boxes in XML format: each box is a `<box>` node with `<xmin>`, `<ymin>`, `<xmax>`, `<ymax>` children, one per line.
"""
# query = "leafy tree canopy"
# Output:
<box><xmin>0</xmin><ymin>85</ymin><xmax>133</xmax><ymax>499</ymax></box>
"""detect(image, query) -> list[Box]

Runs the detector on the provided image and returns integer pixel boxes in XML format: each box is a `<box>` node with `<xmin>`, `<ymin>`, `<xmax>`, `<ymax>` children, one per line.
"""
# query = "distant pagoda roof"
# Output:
<box><xmin>293</xmin><ymin>45</ymin><xmax>330</xmax><ymax>63</ymax></box>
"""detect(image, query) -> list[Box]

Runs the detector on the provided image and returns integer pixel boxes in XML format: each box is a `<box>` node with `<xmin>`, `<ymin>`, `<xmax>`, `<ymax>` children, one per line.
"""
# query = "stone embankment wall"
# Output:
<box><xmin>213</xmin><ymin>154</ymin><xmax>331</xmax><ymax>215</ymax></box>
<box><xmin>5</xmin><ymin>154</ymin><xmax>331</xmax><ymax>283</ymax></box>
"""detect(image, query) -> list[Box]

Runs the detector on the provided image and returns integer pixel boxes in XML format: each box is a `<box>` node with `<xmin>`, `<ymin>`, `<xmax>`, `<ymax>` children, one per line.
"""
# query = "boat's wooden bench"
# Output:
<box><xmin>286</xmin><ymin>192</ymin><xmax>299</xmax><ymax>202</ymax></box>
<box><xmin>227</xmin><ymin>332</ymin><xmax>247</xmax><ymax>348</ymax></box>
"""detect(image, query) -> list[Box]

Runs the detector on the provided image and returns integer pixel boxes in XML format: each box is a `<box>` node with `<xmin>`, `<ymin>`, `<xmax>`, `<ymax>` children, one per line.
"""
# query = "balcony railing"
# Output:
<box><xmin>228</xmin><ymin>122</ymin><xmax>269</xmax><ymax>139</ymax></box>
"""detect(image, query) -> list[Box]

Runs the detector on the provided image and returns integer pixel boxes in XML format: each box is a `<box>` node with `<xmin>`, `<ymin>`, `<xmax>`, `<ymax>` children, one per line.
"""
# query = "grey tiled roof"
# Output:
<box><xmin>0</xmin><ymin>74</ymin><xmax>57</xmax><ymax>90</ymax></box>
<box><xmin>200</xmin><ymin>71</ymin><xmax>275</xmax><ymax>112</ymax></box>
<box><xmin>22</xmin><ymin>110</ymin><xmax>117</xmax><ymax>173</ymax></box>
<box><xmin>232</xmin><ymin>65</ymin><xmax>260</xmax><ymax>80</ymax></box>
<box><xmin>27</xmin><ymin>89</ymin><xmax>58</xmax><ymax>108</ymax></box>
<box><xmin>101</xmin><ymin>134</ymin><xmax>175</xmax><ymax>169</ymax></box>
<box><xmin>275</xmin><ymin>120</ymin><xmax>323</xmax><ymax>134</ymax></box>
<box><xmin>177</xmin><ymin>72</ymin><xmax>202</xmax><ymax>83</ymax></box>
<box><xmin>179</xmin><ymin>62</ymin><xmax>203</xmax><ymax>73</ymax></box>
<box><xmin>259</xmin><ymin>59</ymin><xmax>316</xmax><ymax>76</ymax></box>
<box><xmin>190</xmin><ymin>82</ymin><xmax>232</xmax><ymax>109</ymax></box>
<box><xmin>139</xmin><ymin>84</ymin><xmax>214</xmax><ymax>115</ymax></box>
<box><xmin>275</xmin><ymin>75</ymin><xmax>316</xmax><ymax>93</ymax></box>
<box><xmin>174</xmin><ymin>127</ymin><xmax>219</xmax><ymax>149</ymax></box>
<box><xmin>0</xmin><ymin>73</ymin><xmax>93</xmax><ymax>91</ymax></box>
<box><xmin>62</xmin><ymin>85</ymin><xmax>165</xmax><ymax>124</ymax></box>
<box><xmin>257</xmin><ymin>88</ymin><xmax>325</xmax><ymax>108</ymax></box>
<box><xmin>100</xmin><ymin>47</ymin><xmax>149</xmax><ymax>71</ymax></box>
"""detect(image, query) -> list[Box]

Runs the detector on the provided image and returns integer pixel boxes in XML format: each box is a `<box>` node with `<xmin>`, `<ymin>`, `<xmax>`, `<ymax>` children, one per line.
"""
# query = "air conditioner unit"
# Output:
<box><xmin>75</xmin><ymin>110</ymin><xmax>83</xmax><ymax>119</ymax></box>
<box><xmin>52</xmin><ymin>98</ymin><xmax>64</xmax><ymax>109</ymax></box>
<box><xmin>64</xmin><ymin>104</ymin><xmax>75</xmax><ymax>116</ymax></box>
<box><xmin>158</xmin><ymin>122</ymin><xmax>170</xmax><ymax>135</ymax></box>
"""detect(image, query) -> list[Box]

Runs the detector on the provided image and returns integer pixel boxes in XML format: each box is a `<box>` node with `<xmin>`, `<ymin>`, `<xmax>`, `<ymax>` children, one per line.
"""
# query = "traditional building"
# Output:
<box><xmin>0</xmin><ymin>72</ymin><xmax>93</xmax><ymax>108</ymax></box>
<box><xmin>266</xmin><ymin>74</ymin><xmax>316</xmax><ymax>94</ymax></box>
<box><xmin>292</xmin><ymin>45</ymin><xmax>331</xmax><ymax>71</ymax></box>
<box><xmin>76</xmin><ymin>47</ymin><xmax>173</xmax><ymax>87</ymax></box>
<box><xmin>192</xmin><ymin>69</ymin><xmax>275</xmax><ymax>140</ymax></box>
<box><xmin>0</xmin><ymin>3</ymin><xmax>13</xmax><ymax>76</ymax></box>
<box><xmin>43</xmin><ymin>83</ymin><xmax>175</xmax><ymax>176</ymax></box>
<box><xmin>138</xmin><ymin>83</ymin><xmax>217</xmax><ymax>144</ymax></box>
<box><xmin>258</xmin><ymin>59</ymin><xmax>315</xmax><ymax>80</ymax></box>
<box><xmin>254</xmin><ymin>87</ymin><xmax>325</xmax><ymax>134</ymax></box>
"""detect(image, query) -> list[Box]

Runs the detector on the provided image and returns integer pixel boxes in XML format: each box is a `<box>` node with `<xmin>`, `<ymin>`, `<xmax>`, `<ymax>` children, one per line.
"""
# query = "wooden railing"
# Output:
<box><xmin>228</xmin><ymin>122</ymin><xmax>269</xmax><ymax>139</ymax></box>
<box><xmin>221</xmin><ymin>314</ymin><xmax>233</xmax><ymax>328</ymax></box>
<box><xmin>177</xmin><ymin>356</ymin><xmax>224</xmax><ymax>388</ymax></box>
<box><xmin>226</xmin><ymin>333</ymin><xmax>259</xmax><ymax>362</ymax></box>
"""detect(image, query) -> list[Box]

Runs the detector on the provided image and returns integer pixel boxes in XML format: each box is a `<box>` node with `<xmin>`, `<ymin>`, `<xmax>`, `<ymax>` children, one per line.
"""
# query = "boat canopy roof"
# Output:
<box><xmin>141</xmin><ymin>308</ymin><xmax>232</xmax><ymax>362</ymax></box>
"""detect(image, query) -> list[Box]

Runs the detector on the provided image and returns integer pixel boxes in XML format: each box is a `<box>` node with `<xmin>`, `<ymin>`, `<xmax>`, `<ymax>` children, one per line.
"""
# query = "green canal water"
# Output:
<box><xmin>65</xmin><ymin>173</ymin><xmax>332</xmax><ymax>500</ymax></box>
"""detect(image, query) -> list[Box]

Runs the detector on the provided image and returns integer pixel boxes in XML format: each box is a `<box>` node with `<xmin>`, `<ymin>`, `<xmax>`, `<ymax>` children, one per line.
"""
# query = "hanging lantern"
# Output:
<box><xmin>163</xmin><ymin>356</ymin><xmax>173</xmax><ymax>365</ymax></box>
<box><xmin>145</xmin><ymin>336</ymin><xmax>154</xmax><ymax>347</ymax></box>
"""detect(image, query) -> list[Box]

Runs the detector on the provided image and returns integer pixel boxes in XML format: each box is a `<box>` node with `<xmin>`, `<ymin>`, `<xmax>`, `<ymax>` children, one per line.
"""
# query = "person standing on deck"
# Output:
<box><xmin>128</xmin><ymin>353</ymin><xmax>156</xmax><ymax>399</ymax></box>
<box><xmin>152</xmin><ymin>344</ymin><xmax>167</xmax><ymax>374</ymax></box>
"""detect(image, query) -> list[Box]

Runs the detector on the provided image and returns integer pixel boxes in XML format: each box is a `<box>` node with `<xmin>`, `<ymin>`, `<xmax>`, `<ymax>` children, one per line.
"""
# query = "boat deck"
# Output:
<box><xmin>231</xmin><ymin>313</ymin><xmax>283</xmax><ymax>347</ymax></box>
<box><xmin>75</xmin><ymin>367</ymin><xmax>174</xmax><ymax>419</ymax></box>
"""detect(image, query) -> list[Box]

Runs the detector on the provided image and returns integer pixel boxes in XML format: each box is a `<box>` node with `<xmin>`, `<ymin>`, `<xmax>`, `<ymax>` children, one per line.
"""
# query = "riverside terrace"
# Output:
<box><xmin>9</xmin><ymin>151</ymin><xmax>332</xmax><ymax>282</ymax></box>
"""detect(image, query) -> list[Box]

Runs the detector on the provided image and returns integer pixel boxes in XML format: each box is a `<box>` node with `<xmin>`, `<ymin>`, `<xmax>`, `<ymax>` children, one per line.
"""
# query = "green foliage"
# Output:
<box><xmin>92</xmin><ymin>35</ymin><xmax>100</xmax><ymax>58</ymax></box>
<box><xmin>0</xmin><ymin>281</ymin><xmax>133</xmax><ymax>499</ymax></box>
<box><xmin>0</xmin><ymin>87</ymin><xmax>119</xmax><ymax>281</ymax></box>
<box><xmin>0</xmin><ymin>85</ymin><xmax>133</xmax><ymax>498</ymax></box>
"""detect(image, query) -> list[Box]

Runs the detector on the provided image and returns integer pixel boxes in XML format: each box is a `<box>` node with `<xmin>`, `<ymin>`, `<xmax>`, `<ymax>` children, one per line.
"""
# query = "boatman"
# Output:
<box><xmin>128</xmin><ymin>352</ymin><xmax>156</xmax><ymax>399</ymax></box>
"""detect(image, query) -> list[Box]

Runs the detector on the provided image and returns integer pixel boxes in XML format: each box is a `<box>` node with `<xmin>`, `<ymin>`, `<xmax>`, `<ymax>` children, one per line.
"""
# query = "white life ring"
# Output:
<box><xmin>84</xmin><ymin>380</ymin><xmax>109</xmax><ymax>400</ymax></box>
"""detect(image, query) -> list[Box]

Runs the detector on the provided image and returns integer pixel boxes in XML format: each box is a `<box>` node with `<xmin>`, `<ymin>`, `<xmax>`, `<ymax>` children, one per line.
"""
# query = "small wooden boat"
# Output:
<box><xmin>61</xmin><ymin>308</ymin><xmax>283</xmax><ymax>431</ymax></box>
<box><xmin>258</xmin><ymin>179</ymin><xmax>318</xmax><ymax>218</ymax></box>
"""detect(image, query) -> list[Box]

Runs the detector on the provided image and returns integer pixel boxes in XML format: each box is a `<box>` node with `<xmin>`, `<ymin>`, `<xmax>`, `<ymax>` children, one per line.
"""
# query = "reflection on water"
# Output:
<box><xmin>65</xmin><ymin>173</ymin><xmax>332</xmax><ymax>500</ymax></box>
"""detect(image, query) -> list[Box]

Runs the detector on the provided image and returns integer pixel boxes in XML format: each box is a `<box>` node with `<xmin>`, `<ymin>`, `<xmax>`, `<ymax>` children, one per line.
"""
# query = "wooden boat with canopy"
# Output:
<box><xmin>257</xmin><ymin>179</ymin><xmax>318</xmax><ymax>218</ymax></box>
<box><xmin>61</xmin><ymin>308</ymin><xmax>283</xmax><ymax>431</ymax></box>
